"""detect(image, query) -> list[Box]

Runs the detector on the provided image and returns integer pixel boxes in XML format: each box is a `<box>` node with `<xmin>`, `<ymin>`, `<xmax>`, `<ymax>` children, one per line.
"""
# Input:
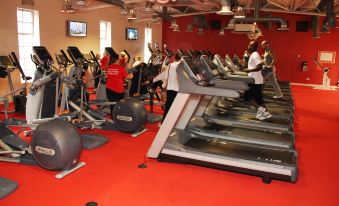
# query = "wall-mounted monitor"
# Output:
<box><xmin>126</xmin><ymin>28</ymin><xmax>138</xmax><ymax>40</ymax></box>
<box><xmin>67</xmin><ymin>21</ymin><xmax>87</xmax><ymax>37</ymax></box>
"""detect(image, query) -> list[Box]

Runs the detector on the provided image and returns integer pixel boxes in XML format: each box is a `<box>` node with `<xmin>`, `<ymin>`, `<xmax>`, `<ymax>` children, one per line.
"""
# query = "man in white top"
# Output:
<box><xmin>161</xmin><ymin>53</ymin><xmax>181</xmax><ymax>123</ymax></box>
<box><xmin>132</xmin><ymin>56</ymin><xmax>142</xmax><ymax>68</ymax></box>
<box><xmin>243</xmin><ymin>41</ymin><xmax>272</xmax><ymax>120</ymax></box>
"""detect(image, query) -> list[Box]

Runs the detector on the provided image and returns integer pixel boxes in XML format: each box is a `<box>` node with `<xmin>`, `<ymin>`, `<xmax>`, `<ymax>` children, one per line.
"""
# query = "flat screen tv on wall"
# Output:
<box><xmin>67</xmin><ymin>21</ymin><xmax>87</xmax><ymax>37</ymax></box>
<box><xmin>126</xmin><ymin>28</ymin><xmax>138</xmax><ymax>40</ymax></box>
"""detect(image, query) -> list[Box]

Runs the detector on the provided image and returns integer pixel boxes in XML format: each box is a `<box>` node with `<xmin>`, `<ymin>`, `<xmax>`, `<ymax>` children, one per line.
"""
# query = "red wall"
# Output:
<box><xmin>162</xmin><ymin>13</ymin><xmax>339</xmax><ymax>85</ymax></box>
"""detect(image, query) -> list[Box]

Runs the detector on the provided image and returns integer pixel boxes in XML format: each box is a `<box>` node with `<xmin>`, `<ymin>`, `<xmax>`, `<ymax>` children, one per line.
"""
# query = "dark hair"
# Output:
<box><xmin>108</xmin><ymin>52</ymin><xmax>119</xmax><ymax>64</ymax></box>
<box><xmin>249</xmin><ymin>41</ymin><xmax>259</xmax><ymax>52</ymax></box>
<box><xmin>175</xmin><ymin>53</ymin><xmax>181</xmax><ymax>61</ymax></box>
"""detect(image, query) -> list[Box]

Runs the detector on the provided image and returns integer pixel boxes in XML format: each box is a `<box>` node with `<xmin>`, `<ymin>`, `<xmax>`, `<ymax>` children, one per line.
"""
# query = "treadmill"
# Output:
<box><xmin>210</xmin><ymin>55</ymin><xmax>294</xmax><ymax>119</ymax></box>
<box><xmin>199</xmin><ymin>55</ymin><xmax>293</xmax><ymax>133</ymax></box>
<box><xmin>147</xmin><ymin>56</ymin><xmax>298</xmax><ymax>183</ymax></box>
<box><xmin>215</xmin><ymin>54</ymin><xmax>294</xmax><ymax>103</ymax></box>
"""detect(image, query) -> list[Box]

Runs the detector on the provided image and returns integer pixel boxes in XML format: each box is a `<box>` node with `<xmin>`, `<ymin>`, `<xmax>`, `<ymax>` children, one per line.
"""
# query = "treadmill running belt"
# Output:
<box><xmin>183</xmin><ymin>137</ymin><xmax>295</xmax><ymax>166</ymax></box>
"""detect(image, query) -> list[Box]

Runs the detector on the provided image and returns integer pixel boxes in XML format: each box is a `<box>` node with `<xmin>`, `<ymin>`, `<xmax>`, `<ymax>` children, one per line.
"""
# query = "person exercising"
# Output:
<box><xmin>243</xmin><ymin>41</ymin><xmax>272</xmax><ymax>120</ymax></box>
<box><xmin>161</xmin><ymin>53</ymin><xmax>181</xmax><ymax>124</ymax></box>
<box><xmin>261</xmin><ymin>40</ymin><xmax>283</xmax><ymax>98</ymax></box>
<box><xmin>105</xmin><ymin>52</ymin><xmax>133</xmax><ymax>115</ymax></box>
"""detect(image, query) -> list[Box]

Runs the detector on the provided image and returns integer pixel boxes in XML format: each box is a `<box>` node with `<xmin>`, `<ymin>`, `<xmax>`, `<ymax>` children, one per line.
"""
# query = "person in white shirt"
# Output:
<box><xmin>132</xmin><ymin>56</ymin><xmax>142</xmax><ymax>68</ymax></box>
<box><xmin>161</xmin><ymin>53</ymin><xmax>181</xmax><ymax>123</ymax></box>
<box><xmin>243</xmin><ymin>41</ymin><xmax>272</xmax><ymax>120</ymax></box>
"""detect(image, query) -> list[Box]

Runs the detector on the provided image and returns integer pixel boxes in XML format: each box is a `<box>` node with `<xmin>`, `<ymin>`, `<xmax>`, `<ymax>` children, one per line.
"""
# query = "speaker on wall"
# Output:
<box><xmin>210</xmin><ymin>20</ymin><xmax>222</xmax><ymax>30</ymax></box>
<box><xmin>296</xmin><ymin>21</ymin><xmax>309</xmax><ymax>32</ymax></box>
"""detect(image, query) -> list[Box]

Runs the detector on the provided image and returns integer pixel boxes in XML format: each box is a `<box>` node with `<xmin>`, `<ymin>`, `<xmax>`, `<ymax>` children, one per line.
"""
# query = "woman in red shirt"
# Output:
<box><xmin>102</xmin><ymin>52</ymin><xmax>133</xmax><ymax>115</ymax></box>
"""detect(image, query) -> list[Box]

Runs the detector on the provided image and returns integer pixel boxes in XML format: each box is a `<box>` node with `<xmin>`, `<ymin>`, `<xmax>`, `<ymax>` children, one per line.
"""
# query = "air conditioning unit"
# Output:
<box><xmin>234</xmin><ymin>24</ymin><xmax>256</xmax><ymax>33</ymax></box>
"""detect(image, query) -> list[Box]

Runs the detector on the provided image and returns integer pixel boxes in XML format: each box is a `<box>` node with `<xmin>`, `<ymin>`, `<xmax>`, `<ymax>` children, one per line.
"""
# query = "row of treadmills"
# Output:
<box><xmin>147</xmin><ymin>51</ymin><xmax>298</xmax><ymax>184</ymax></box>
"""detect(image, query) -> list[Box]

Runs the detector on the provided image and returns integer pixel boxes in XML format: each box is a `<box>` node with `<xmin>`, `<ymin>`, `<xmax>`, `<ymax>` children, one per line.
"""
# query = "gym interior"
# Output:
<box><xmin>0</xmin><ymin>0</ymin><xmax>338</xmax><ymax>206</ymax></box>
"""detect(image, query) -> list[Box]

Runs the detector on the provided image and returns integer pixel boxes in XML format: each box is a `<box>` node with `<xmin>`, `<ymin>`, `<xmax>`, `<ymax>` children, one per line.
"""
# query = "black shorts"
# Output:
<box><xmin>244</xmin><ymin>84</ymin><xmax>264</xmax><ymax>105</ymax></box>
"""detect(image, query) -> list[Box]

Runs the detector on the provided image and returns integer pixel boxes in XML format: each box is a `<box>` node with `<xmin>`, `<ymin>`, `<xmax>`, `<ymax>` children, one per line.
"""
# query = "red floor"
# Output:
<box><xmin>1</xmin><ymin>86</ymin><xmax>339</xmax><ymax>206</ymax></box>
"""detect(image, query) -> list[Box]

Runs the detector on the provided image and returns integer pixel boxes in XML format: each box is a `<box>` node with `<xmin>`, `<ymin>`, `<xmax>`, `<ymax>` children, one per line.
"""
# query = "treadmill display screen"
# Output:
<box><xmin>215</xmin><ymin>55</ymin><xmax>225</xmax><ymax>67</ymax></box>
<box><xmin>224</xmin><ymin>55</ymin><xmax>237</xmax><ymax>72</ymax></box>
<box><xmin>68</xmin><ymin>46</ymin><xmax>84</xmax><ymax>61</ymax></box>
<box><xmin>182</xmin><ymin>57</ymin><xmax>200</xmax><ymax>75</ymax></box>
<box><xmin>33</xmin><ymin>46</ymin><xmax>53</xmax><ymax>62</ymax></box>
<box><xmin>202</xmin><ymin>56</ymin><xmax>218</xmax><ymax>72</ymax></box>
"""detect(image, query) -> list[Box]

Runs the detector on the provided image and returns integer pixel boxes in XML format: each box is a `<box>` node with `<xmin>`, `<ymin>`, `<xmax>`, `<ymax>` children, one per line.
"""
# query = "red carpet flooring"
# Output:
<box><xmin>1</xmin><ymin>86</ymin><xmax>339</xmax><ymax>206</ymax></box>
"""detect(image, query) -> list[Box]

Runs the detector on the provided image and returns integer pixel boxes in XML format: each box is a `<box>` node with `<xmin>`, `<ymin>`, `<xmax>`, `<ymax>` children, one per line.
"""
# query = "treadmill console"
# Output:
<box><xmin>33</xmin><ymin>46</ymin><xmax>54</xmax><ymax>65</ymax></box>
<box><xmin>68</xmin><ymin>46</ymin><xmax>85</xmax><ymax>64</ymax></box>
<box><xmin>0</xmin><ymin>56</ymin><xmax>14</xmax><ymax>68</ymax></box>
<box><xmin>177</xmin><ymin>49</ymin><xmax>188</xmax><ymax>57</ymax></box>
<box><xmin>224</xmin><ymin>55</ymin><xmax>238</xmax><ymax>72</ymax></box>
<box><xmin>214</xmin><ymin>55</ymin><xmax>225</xmax><ymax>67</ymax></box>
<box><xmin>201</xmin><ymin>55</ymin><xmax>219</xmax><ymax>72</ymax></box>
<box><xmin>181</xmin><ymin>56</ymin><xmax>209</xmax><ymax>85</ymax></box>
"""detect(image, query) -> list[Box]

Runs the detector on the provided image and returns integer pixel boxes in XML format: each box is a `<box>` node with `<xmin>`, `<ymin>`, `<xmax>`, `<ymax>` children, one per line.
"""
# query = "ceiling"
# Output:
<box><xmin>70</xmin><ymin>0</ymin><xmax>339</xmax><ymax>20</ymax></box>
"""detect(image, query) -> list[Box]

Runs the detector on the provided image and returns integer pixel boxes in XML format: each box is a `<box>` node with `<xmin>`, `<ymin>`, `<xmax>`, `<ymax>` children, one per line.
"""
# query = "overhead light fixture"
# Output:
<box><xmin>173</xmin><ymin>26</ymin><xmax>180</xmax><ymax>32</ymax></box>
<box><xmin>144</xmin><ymin>1</ymin><xmax>153</xmax><ymax>14</ymax></box>
<box><xmin>186</xmin><ymin>24</ymin><xmax>193</xmax><ymax>32</ymax></box>
<box><xmin>169</xmin><ymin>20</ymin><xmax>178</xmax><ymax>29</ymax></box>
<box><xmin>197</xmin><ymin>28</ymin><xmax>204</xmax><ymax>35</ymax></box>
<box><xmin>320</xmin><ymin>24</ymin><xmax>330</xmax><ymax>33</ymax></box>
<box><xmin>218</xmin><ymin>28</ymin><xmax>225</xmax><ymax>36</ymax></box>
<box><xmin>127</xmin><ymin>10</ymin><xmax>138</xmax><ymax>20</ymax></box>
<box><xmin>149</xmin><ymin>0</ymin><xmax>177</xmax><ymax>3</ymax></box>
<box><xmin>217</xmin><ymin>0</ymin><xmax>233</xmax><ymax>15</ymax></box>
<box><xmin>61</xmin><ymin>0</ymin><xmax>75</xmax><ymax>13</ymax></box>
<box><xmin>120</xmin><ymin>8</ymin><xmax>128</xmax><ymax>15</ymax></box>
<box><xmin>312</xmin><ymin>16</ymin><xmax>320</xmax><ymax>39</ymax></box>
<box><xmin>234</xmin><ymin>7</ymin><xmax>245</xmax><ymax>18</ymax></box>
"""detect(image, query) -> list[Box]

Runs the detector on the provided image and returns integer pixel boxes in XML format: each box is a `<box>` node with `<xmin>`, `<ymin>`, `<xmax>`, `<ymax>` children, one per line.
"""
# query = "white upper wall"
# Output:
<box><xmin>0</xmin><ymin>0</ymin><xmax>162</xmax><ymax>92</ymax></box>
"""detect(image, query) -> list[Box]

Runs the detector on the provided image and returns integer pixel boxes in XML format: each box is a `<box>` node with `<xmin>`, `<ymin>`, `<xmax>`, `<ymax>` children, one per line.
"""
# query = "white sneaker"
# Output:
<box><xmin>256</xmin><ymin>107</ymin><xmax>266</xmax><ymax>119</ymax></box>
<box><xmin>273</xmin><ymin>95</ymin><xmax>283</xmax><ymax>99</ymax></box>
<box><xmin>257</xmin><ymin>111</ymin><xmax>272</xmax><ymax>120</ymax></box>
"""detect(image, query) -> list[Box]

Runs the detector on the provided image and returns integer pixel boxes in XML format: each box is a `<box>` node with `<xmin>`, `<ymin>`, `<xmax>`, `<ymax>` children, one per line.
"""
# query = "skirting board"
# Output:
<box><xmin>291</xmin><ymin>82</ymin><xmax>338</xmax><ymax>90</ymax></box>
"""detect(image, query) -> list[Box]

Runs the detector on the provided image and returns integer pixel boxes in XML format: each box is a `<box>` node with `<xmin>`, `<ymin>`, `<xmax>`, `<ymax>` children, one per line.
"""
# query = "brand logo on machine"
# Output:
<box><xmin>116</xmin><ymin>115</ymin><xmax>132</xmax><ymax>122</ymax></box>
<box><xmin>35</xmin><ymin>146</ymin><xmax>55</xmax><ymax>156</ymax></box>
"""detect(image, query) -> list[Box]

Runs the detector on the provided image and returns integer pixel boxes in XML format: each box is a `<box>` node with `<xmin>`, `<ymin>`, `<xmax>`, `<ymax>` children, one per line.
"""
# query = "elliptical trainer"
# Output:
<box><xmin>65</xmin><ymin>46</ymin><xmax>147</xmax><ymax>135</ymax></box>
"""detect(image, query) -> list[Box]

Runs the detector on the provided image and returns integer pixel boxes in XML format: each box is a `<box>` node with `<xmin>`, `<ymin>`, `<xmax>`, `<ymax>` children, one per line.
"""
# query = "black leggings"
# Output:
<box><xmin>244</xmin><ymin>84</ymin><xmax>264</xmax><ymax>105</ymax></box>
<box><xmin>162</xmin><ymin>90</ymin><xmax>178</xmax><ymax>123</ymax></box>
<box><xmin>106</xmin><ymin>88</ymin><xmax>124</xmax><ymax>115</ymax></box>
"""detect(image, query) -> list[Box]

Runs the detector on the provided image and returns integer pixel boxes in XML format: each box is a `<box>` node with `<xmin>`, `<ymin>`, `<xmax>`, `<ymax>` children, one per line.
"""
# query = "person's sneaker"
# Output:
<box><xmin>256</xmin><ymin>107</ymin><xmax>266</xmax><ymax>119</ymax></box>
<box><xmin>273</xmin><ymin>95</ymin><xmax>283</xmax><ymax>99</ymax></box>
<box><xmin>258</xmin><ymin>111</ymin><xmax>272</xmax><ymax>120</ymax></box>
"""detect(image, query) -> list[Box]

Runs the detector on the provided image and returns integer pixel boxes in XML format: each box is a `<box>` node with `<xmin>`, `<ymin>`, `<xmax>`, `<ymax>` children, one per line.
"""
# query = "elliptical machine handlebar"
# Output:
<box><xmin>67</xmin><ymin>49</ymin><xmax>79</xmax><ymax>68</ymax></box>
<box><xmin>29</xmin><ymin>71</ymin><xmax>59</xmax><ymax>94</ymax></box>
<box><xmin>10</xmin><ymin>52</ymin><xmax>31</xmax><ymax>81</ymax></box>
<box><xmin>60</xmin><ymin>50</ymin><xmax>73</xmax><ymax>65</ymax></box>
<box><xmin>89</xmin><ymin>51</ymin><xmax>100</xmax><ymax>68</ymax></box>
